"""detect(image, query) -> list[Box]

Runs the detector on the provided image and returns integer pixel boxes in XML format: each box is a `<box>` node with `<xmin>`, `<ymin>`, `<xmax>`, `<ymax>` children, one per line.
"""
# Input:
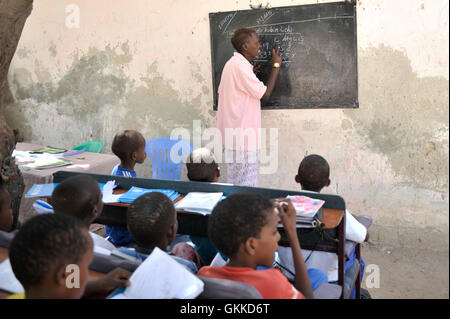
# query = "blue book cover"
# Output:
<box><xmin>119</xmin><ymin>187</ymin><xmax>180</xmax><ymax>203</ymax></box>
<box><xmin>25</xmin><ymin>183</ymin><xmax>60</xmax><ymax>198</ymax></box>
<box><xmin>25</xmin><ymin>182</ymin><xmax>106</xmax><ymax>198</ymax></box>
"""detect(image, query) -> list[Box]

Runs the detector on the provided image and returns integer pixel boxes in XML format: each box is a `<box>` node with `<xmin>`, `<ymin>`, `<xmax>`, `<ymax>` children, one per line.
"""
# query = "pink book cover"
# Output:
<box><xmin>286</xmin><ymin>195</ymin><xmax>325</xmax><ymax>217</ymax></box>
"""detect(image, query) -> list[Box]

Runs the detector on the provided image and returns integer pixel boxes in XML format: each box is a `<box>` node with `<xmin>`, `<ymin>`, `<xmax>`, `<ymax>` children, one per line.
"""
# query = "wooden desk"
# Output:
<box><xmin>101</xmin><ymin>189</ymin><xmax>344</xmax><ymax>251</ymax></box>
<box><xmin>15</xmin><ymin>143</ymin><xmax>119</xmax><ymax>224</ymax></box>
<box><xmin>0</xmin><ymin>246</ymin><xmax>104</xmax><ymax>299</ymax></box>
<box><xmin>53</xmin><ymin>171</ymin><xmax>347</xmax><ymax>252</ymax></box>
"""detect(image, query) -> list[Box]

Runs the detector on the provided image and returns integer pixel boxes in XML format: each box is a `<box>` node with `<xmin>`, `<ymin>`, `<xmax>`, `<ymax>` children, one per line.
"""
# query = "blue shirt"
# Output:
<box><xmin>105</xmin><ymin>165</ymin><xmax>137</xmax><ymax>245</ymax></box>
<box><xmin>111</xmin><ymin>164</ymin><xmax>137</xmax><ymax>178</ymax></box>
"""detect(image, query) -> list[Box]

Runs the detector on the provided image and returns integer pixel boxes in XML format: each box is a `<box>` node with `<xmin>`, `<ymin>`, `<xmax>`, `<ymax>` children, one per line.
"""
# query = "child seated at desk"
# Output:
<box><xmin>0</xmin><ymin>185</ymin><xmax>13</xmax><ymax>232</ymax></box>
<box><xmin>106</xmin><ymin>129</ymin><xmax>147</xmax><ymax>246</ymax></box>
<box><xmin>116</xmin><ymin>192</ymin><xmax>202</xmax><ymax>273</ymax></box>
<box><xmin>8</xmin><ymin>213</ymin><xmax>93</xmax><ymax>299</ymax></box>
<box><xmin>197</xmin><ymin>193</ymin><xmax>315</xmax><ymax>299</ymax></box>
<box><xmin>49</xmin><ymin>174</ymin><xmax>132</xmax><ymax>297</ymax></box>
<box><xmin>277</xmin><ymin>154</ymin><xmax>369</xmax><ymax>293</ymax></box>
<box><xmin>186</xmin><ymin>148</ymin><xmax>223</xmax><ymax>265</ymax></box>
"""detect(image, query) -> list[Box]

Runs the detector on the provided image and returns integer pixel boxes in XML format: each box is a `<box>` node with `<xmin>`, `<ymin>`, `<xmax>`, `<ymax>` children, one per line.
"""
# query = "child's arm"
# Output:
<box><xmin>276</xmin><ymin>199</ymin><xmax>314</xmax><ymax>299</ymax></box>
<box><xmin>83</xmin><ymin>268</ymin><xmax>131</xmax><ymax>298</ymax></box>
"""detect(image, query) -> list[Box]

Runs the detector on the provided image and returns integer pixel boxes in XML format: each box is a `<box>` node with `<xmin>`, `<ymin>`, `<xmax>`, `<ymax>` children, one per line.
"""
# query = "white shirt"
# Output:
<box><xmin>278</xmin><ymin>190</ymin><xmax>367</xmax><ymax>282</ymax></box>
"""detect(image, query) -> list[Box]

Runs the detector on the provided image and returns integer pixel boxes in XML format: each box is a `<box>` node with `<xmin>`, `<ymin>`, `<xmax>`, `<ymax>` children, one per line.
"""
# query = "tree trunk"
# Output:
<box><xmin>0</xmin><ymin>0</ymin><xmax>33</xmax><ymax>230</ymax></box>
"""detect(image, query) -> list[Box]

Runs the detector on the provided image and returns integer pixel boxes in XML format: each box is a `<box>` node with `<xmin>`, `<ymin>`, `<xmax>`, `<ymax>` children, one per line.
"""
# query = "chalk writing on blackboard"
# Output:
<box><xmin>209</xmin><ymin>2</ymin><xmax>359</xmax><ymax>109</ymax></box>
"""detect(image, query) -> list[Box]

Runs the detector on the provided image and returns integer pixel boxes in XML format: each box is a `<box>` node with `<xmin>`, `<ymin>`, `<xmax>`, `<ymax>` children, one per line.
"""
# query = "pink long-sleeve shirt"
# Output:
<box><xmin>217</xmin><ymin>52</ymin><xmax>267</xmax><ymax>151</ymax></box>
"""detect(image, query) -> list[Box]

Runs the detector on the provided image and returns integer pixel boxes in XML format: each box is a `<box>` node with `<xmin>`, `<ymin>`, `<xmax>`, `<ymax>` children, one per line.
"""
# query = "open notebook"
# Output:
<box><xmin>174</xmin><ymin>192</ymin><xmax>224</xmax><ymax>215</ymax></box>
<box><xmin>109</xmin><ymin>247</ymin><xmax>204</xmax><ymax>299</ymax></box>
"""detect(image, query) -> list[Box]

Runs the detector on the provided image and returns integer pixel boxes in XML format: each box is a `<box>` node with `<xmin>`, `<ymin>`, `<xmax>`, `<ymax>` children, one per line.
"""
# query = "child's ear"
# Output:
<box><xmin>54</xmin><ymin>264</ymin><xmax>68</xmax><ymax>287</ymax></box>
<box><xmin>216</xmin><ymin>167</ymin><xmax>221</xmax><ymax>178</ymax></box>
<box><xmin>244</xmin><ymin>237</ymin><xmax>257</xmax><ymax>256</ymax></box>
<box><xmin>294</xmin><ymin>175</ymin><xmax>301</xmax><ymax>184</ymax></box>
<box><xmin>326</xmin><ymin>178</ymin><xmax>331</xmax><ymax>187</ymax></box>
<box><xmin>167</xmin><ymin>222</ymin><xmax>177</xmax><ymax>244</ymax></box>
<box><xmin>131</xmin><ymin>151</ymin><xmax>137</xmax><ymax>161</ymax></box>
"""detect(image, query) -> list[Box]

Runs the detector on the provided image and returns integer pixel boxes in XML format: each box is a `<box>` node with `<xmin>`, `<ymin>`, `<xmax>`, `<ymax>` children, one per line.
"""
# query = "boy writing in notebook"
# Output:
<box><xmin>197</xmin><ymin>193</ymin><xmax>314</xmax><ymax>299</ymax></box>
<box><xmin>117</xmin><ymin>192</ymin><xmax>201</xmax><ymax>273</ymax></box>
<box><xmin>106</xmin><ymin>129</ymin><xmax>147</xmax><ymax>245</ymax></box>
<box><xmin>278</xmin><ymin>154</ymin><xmax>369</xmax><ymax>287</ymax></box>
<box><xmin>49</xmin><ymin>174</ymin><xmax>132</xmax><ymax>297</ymax></box>
<box><xmin>8</xmin><ymin>213</ymin><xmax>93</xmax><ymax>299</ymax></box>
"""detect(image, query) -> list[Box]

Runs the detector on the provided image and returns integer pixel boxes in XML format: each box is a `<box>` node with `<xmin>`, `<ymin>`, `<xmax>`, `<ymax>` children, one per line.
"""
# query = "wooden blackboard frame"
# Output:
<box><xmin>209</xmin><ymin>1</ymin><xmax>359</xmax><ymax>110</ymax></box>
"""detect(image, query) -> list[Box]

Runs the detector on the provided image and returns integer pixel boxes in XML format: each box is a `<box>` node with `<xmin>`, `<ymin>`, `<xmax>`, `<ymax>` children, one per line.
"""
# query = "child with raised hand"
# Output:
<box><xmin>50</xmin><ymin>174</ymin><xmax>132</xmax><ymax>297</ymax></box>
<box><xmin>8</xmin><ymin>213</ymin><xmax>93</xmax><ymax>299</ymax></box>
<box><xmin>197</xmin><ymin>193</ymin><xmax>314</xmax><ymax>299</ymax></box>
<box><xmin>106</xmin><ymin>129</ymin><xmax>147</xmax><ymax>245</ymax></box>
<box><xmin>0</xmin><ymin>185</ymin><xmax>14</xmax><ymax>232</ymax></box>
<box><xmin>117</xmin><ymin>192</ymin><xmax>201</xmax><ymax>273</ymax></box>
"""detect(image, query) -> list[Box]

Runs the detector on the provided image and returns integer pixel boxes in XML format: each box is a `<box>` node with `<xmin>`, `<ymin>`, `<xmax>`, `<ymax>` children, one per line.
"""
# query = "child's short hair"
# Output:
<box><xmin>127</xmin><ymin>192</ymin><xmax>175</xmax><ymax>247</ymax></box>
<box><xmin>186</xmin><ymin>148</ymin><xmax>218</xmax><ymax>182</ymax></box>
<box><xmin>111</xmin><ymin>130</ymin><xmax>145</xmax><ymax>161</ymax></box>
<box><xmin>50</xmin><ymin>175</ymin><xmax>101</xmax><ymax>221</ymax></box>
<box><xmin>9</xmin><ymin>213</ymin><xmax>90</xmax><ymax>289</ymax></box>
<box><xmin>232</xmin><ymin>28</ymin><xmax>256</xmax><ymax>52</ymax></box>
<box><xmin>208</xmin><ymin>193</ymin><xmax>273</xmax><ymax>258</ymax></box>
<box><xmin>297</xmin><ymin>154</ymin><xmax>330</xmax><ymax>192</ymax></box>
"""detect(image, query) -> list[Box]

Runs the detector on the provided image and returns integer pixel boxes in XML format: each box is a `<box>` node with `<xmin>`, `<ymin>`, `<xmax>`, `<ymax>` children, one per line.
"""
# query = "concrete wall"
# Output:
<box><xmin>5</xmin><ymin>0</ymin><xmax>449</xmax><ymax>246</ymax></box>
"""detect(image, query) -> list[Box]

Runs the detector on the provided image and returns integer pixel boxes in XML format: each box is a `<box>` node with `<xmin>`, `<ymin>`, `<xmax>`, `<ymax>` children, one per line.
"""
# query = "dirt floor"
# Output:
<box><xmin>360</xmin><ymin>240</ymin><xmax>449</xmax><ymax>299</ymax></box>
<box><xmin>91</xmin><ymin>223</ymin><xmax>449</xmax><ymax>299</ymax></box>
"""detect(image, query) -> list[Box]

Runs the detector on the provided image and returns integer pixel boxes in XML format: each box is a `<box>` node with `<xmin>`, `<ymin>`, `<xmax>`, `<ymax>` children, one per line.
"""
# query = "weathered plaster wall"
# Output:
<box><xmin>5</xmin><ymin>0</ymin><xmax>449</xmax><ymax>244</ymax></box>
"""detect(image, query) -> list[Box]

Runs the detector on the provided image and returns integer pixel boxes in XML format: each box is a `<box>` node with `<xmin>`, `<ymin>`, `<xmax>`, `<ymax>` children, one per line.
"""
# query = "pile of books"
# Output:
<box><xmin>118</xmin><ymin>187</ymin><xmax>180</xmax><ymax>203</ymax></box>
<box><xmin>280</xmin><ymin>195</ymin><xmax>325</xmax><ymax>228</ymax></box>
<box><xmin>174</xmin><ymin>192</ymin><xmax>224</xmax><ymax>216</ymax></box>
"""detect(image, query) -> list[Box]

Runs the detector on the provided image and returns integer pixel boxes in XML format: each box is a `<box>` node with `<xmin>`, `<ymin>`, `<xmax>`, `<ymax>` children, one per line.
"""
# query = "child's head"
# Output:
<box><xmin>186</xmin><ymin>148</ymin><xmax>220</xmax><ymax>183</ymax></box>
<box><xmin>0</xmin><ymin>185</ymin><xmax>13</xmax><ymax>232</ymax></box>
<box><xmin>295</xmin><ymin>154</ymin><xmax>330</xmax><ymax>192</ymax></box>
<box><xmin>9</xmin><ymin>213</ymin><xmax>93</xmax><ymax>299</ymax></box>
<box><xmin>50</xmin><ymin>175</ymin><xmax>103</xmax><ymax>227</ymax></box>
<box><xmin>127</xmin><ymin>192</ymin><xmax>177</xmax><ymax>250</ymax></box>
<box><xmin>208</xmin><ymin>193</ymin><xmax>279</xmax><ymax>268</ymax></box>
<box><xmin>111</xmin><ymin>130</ymin><xmax>147</xmax><ymax>166</ymax></box>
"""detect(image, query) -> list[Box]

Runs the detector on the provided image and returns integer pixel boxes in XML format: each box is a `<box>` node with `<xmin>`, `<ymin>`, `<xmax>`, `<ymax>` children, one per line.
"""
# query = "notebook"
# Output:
<box><xmin>118</xmin><ymin>187</ymin><xmax>180</xmax><ymax>203</ymax></box>
<box><xmin>25</xmin><ymin>182</ymin><xmax>107</xmax><ymax>198</ymax></box>
<box><xmin>0</xmin><ymin>259</ymin><xmax>24</xmax><ymax>294</ymax></box>
<box><xmin>22</xmin><ymin>157</ymin><xmax>72</xmax><ymax>169</ymax></box>
<box><xmin>174</xmin><ymin>192</ymin><xmax>223</xmax><ymax>215</ymax></box>
<box><xmin>109</xmin><ymin>247</ymin><xmax>204</xmax><ymax>299</ymax></box>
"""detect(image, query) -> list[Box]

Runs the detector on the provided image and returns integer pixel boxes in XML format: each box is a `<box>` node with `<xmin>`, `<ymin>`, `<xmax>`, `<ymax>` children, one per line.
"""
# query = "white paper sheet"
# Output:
<box><xmin>0</xmin><ymin>259</ymin><xmax>25</xmax><ymax>294</ymax></box>
<box><xmin>111</xmin><ymin>247</ymin><xmax>204</xmax><ymax>299</ymax></box>
<box><xmin>102</xmin><ymin>180</ymin><xmax>123</xmax><ymax>203</ymax></box>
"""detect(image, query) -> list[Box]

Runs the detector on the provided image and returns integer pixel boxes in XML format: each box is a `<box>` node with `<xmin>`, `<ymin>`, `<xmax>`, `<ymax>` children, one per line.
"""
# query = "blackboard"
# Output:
<box><xmin>209</xmin><ymin>1</ymin><xmax>358</xmax><ymax>110</ymax></box>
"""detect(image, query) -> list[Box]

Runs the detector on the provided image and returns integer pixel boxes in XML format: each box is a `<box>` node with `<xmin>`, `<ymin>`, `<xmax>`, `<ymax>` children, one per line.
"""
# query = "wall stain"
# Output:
<box><xmin>344</xmin><ymin>45</ymin><xmax>449</xmax><ymax>191</ymax></box>
<box><xmin>5</xmin><ymin>45</ymin><xmax>206</xmax><ymax>155</ymax></box>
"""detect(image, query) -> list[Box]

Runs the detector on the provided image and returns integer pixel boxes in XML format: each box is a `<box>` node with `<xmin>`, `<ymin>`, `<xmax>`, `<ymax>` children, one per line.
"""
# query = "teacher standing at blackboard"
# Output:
<box><xmin>217</xmin><ymin>28</ymin><xmax>282</xmax><ymax>186</ymax></box>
